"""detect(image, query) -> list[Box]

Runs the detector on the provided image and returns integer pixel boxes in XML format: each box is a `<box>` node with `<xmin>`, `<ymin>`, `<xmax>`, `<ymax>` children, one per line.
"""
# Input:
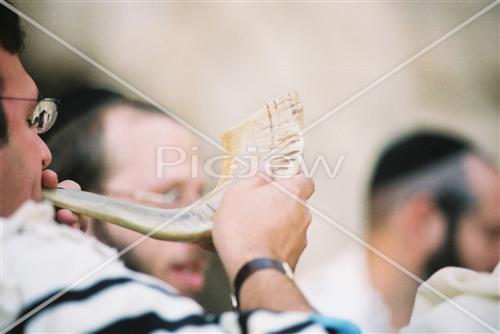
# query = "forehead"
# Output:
<box><xmin>102</xmin><ymin>106</ymin><xmax>198</xmax><ymax>190</ymax></box>
<box><xmin>465</xmin><ymin>155</ymin><xmax>500</xmax><ymax>222</ymax></box>
<box><xmin>0</xmin><ymin>50</ymin><xmax>37</xmax><ymax>101</ymax></box>
<box><xmin>466</xmin><ymin>156</ymin><xmax>499</xmax><ymax>198</ymax></box>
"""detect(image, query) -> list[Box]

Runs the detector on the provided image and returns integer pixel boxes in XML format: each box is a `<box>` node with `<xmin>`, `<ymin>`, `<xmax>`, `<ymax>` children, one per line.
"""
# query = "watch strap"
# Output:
<box><xmin>231</xmin><ymin>258</ymin><xmax>294</xmax><ymax>309</ymax></box>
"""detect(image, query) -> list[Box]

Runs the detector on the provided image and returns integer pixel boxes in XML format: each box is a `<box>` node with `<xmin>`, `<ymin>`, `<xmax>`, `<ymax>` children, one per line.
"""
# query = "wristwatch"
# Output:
<box><xmin>231</xmin><ymin>258</ymin><xmax>294</xmax><ymax>310</ymax></box>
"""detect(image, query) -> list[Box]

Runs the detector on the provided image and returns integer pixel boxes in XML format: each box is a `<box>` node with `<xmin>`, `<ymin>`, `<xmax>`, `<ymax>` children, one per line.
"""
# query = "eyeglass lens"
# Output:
<box><xmin>31</xmin><ymin>98</ymin><xmax>58</xmax><ymax>134</ymax></box>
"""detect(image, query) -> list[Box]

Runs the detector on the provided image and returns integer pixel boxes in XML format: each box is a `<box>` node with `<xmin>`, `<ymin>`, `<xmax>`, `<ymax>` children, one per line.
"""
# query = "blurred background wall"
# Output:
<box><xmin>13</xmin><ymin>1</ymin><xmax>499</xmax><ymax>312</ymax></box>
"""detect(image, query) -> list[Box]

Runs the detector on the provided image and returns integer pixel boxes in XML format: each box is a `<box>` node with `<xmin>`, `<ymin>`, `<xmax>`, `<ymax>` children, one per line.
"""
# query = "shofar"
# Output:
<box><xmin>42</xmin><ymin>92</ymin><xmax>304</xmax><ymax>243</ymax></box>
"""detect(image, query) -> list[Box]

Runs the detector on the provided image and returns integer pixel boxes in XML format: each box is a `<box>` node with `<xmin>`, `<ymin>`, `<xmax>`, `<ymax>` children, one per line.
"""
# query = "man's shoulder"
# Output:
<box><xmin>2</xmin><ymin>201</ymin><xmax>158</xmax><ymax>303</ymax></box>
<box><xmin>1</xmin><ymin>201</ymin><xmax>199</xmax><ymax>332</ymax></box>
<box><xmin>403</xmin><ymin>265</ymin><xmax>500</xmax><ymax>332</ymax></box>
<box><xmin>2</xmin><ymin>200</ymin><xmax>119</xmax><ymax>262</ymax></box>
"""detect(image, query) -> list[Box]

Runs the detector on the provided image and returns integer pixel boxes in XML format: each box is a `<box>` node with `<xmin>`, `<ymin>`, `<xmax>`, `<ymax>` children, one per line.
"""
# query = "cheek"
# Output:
<box><xmin>0</xmin><ymin>136</ymin><xmax>41</xmax><ymax>213</ymax></box>
<box><xmin>6</xmin><ymin>122</ymin><xmax>43</xmax><ymax>173</ymax></box>
<box><xmin>105</xmin><ymin>223</ymin><xmax>144</xmax><ymax>248</ymax></box>
<box><xmin>160</xmin><ymin>242</ymin><xmax>195</xmax><ymax>257</ymax></box>
<box><xmin>456</xmin><ymin>220</ymin><xmax>495</xmax><ymax>271</ymax></box>
<box><xmin>105</xmin><ymin>227</ymin><xmax>161</xmax><ymax>274</ymax></box>
<box><xmin>130</xmin><ymin>240</ymin><xmax>180</xmax><ymax>275</ymax></box>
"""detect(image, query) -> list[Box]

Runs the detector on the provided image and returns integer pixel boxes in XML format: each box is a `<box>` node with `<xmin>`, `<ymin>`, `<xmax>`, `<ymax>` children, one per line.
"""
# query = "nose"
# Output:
<box><xmin>37</xmin><ymin>135</ymin><xmax>52</xmax><ymax>169</ymax></box>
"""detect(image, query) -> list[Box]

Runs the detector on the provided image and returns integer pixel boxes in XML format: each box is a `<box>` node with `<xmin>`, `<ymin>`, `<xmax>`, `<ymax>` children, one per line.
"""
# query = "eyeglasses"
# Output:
<box><xmin>0</xmin><ymin>96</ymin><xmax>59</xmax><ymax>134</ymax></box>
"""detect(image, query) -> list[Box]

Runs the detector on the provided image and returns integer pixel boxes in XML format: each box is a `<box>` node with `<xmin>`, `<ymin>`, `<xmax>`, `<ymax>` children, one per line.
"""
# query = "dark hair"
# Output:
<box><xmin>369</xmin><ymin>131</ymin><xmax>478</xmax><ymax>276</ymax></box>
<box><xmin>48</xmin><ymin>87</ymin><xmax>166</xmax><ymax>192</ymax></box>
<box><xmin>47</xmin><ymin>88</ymin><xmax>122</xmax><ymax>192</ymax></box>
<box><xmin>371</xmin><ymin>132</ymin><xmax>472</xmax><ymax>191</ymax></box>
<box><xmin>0</xmin><ymin>3</ymin><xmax>24</xmax><ymax>54</ymax></box>
<box><xmin>0</xmin><ymin>3</ymin><xmax>25</xmax><ymax>145</ymax></box>
<box><xmin>369</xmin><ymin>131</ymin><xmax>476</xmax><ymax>221</ymax></box>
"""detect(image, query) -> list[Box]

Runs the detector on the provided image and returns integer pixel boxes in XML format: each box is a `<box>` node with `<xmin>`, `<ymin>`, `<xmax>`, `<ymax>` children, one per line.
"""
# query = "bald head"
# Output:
<box><xmin>101</xmin><ymin>104</ymin><xmax>202</xmax><ymax>202</ymax></box>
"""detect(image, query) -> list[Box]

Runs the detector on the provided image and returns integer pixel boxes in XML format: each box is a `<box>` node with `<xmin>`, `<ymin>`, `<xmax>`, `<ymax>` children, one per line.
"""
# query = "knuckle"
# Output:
<box><xmin>288</xmin><ymin>183</ymin><xmax>301</xmax><ymax>196</ymax></box>
<box><xmin>300</xmin><ymin>237</ymin><xmax>308</xmax><ymax>253</ymax></box>
<box><xmin>300</xmin><ymin>177</ymin><xmax>314</xmax><ymax>198</ymax></box>
<box><xmin>308</xmin><ymin>177</ymin><xmax>315</xmax><ymax>192</ymax></box>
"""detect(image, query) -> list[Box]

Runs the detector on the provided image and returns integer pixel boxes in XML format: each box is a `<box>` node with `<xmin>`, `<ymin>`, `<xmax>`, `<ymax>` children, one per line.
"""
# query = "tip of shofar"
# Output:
<box><xmin>219</xmin><ymin>91</ymin><xmax>304</xmax><ymax>183</ymax></box>
<box><xmin>42</xmin><ymin>92</ymin><xmax>305</xmax><ymax>242</ymax></box>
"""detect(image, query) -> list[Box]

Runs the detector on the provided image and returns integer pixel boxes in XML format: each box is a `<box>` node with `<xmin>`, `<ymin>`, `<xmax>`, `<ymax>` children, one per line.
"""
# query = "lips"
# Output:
<box><xmin>167</xmin><ymin>259</ymin><xmax>207</xmax><ymax>294</ymax></box>
<box><xmin>171</xmin><ymin>259</ymin><xmax>205</xmax><ymax>273</ymax></box>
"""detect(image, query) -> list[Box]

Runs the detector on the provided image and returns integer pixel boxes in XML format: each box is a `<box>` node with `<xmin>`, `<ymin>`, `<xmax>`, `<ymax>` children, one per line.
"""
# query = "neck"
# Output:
<box><xmin>367</xmin><ymin>228</ymin><xmax>423</xmax><ymax>330</ymax></box>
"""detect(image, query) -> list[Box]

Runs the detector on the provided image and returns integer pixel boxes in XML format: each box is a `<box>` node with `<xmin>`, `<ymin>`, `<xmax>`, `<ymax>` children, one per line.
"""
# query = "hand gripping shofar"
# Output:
<box><xmin>42</xmin><ymin>92</ymin><xmax>304</xmax><ymax>243</ymax></box>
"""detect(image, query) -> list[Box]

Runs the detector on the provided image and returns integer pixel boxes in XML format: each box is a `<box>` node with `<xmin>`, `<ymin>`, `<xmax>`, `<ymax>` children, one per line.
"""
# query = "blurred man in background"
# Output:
<box><xmin>2</xmin><ymin>5</ymin><xmax>357</xmax><ymax>333</ymax></box>
<box><xmin>299</xmin><ymin>131</ymin><xmax>500</xmax><ymax>332</ymax></box>
<box><xmin>48</xmin><ymin>88</ymin><xmax>209</xmax><ymax>297</ymax></box>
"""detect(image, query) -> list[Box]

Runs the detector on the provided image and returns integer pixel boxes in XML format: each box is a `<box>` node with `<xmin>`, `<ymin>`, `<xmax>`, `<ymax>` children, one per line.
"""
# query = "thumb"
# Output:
<box><xmin>58</xmin><ymin>180</ymin><xmax>81</xmax><ymax>191</ymax></box>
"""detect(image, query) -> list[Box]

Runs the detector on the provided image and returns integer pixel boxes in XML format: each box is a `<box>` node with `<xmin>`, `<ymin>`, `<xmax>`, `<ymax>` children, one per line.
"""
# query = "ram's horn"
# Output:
<box><xmin>42</xmin><ymin>92</ymin><xmax>304</xmax><ymax>243</ymax></box>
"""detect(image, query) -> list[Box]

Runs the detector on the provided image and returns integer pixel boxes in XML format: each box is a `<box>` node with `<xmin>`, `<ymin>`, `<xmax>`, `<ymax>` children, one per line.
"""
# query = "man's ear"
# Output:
<box><xmin>401</xmin><ymin>193</ymin><xmax>447</xmax><ymax>259</ymax></box>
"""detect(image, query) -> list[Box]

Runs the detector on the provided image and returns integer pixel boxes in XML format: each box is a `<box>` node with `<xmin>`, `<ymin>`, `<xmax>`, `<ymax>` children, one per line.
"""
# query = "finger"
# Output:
<box><xmin>56</xmin><ymin>209</ymin><xmax>79</xmax><ymax>228</ymax></box>
<box><xmin>229</xmin><ymin>173</ymin><xmax>271</xmax><ymax>192</ymax></box>
<box><xmin>256</xmin><ymin>168</ymin><xmax>273</xmax><ymax>184</ymax></box>
<box><xmin>297</xmin><ymin>174</ymin><xmax>315</xmax><ymax>199</ymax></box>
<box><xmin>59</xmin><ymin>211</ymin><xmax>86</xmax><ymax>232</ymax></box>
<box><xmin>58</xmin><ymin>180</ymin><xmax>81</xmax><ymax>191</ymax></box>
<box><xmin>41</xmin><ymin>169</ymin><xmax>59</xmax><ymax>188</ymax></box>
<box><xmin>276</xmin><ymin>173</ymin><xmax>315</xmax><ymax>200</ymax></box>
